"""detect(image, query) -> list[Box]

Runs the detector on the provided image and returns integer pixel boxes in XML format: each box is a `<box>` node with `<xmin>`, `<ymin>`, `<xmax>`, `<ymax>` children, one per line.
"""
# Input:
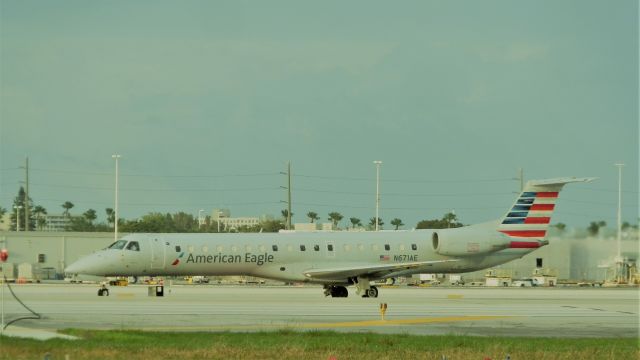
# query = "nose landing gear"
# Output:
<box><xmin>98</xmin><ymin>282</ymin><xmax>109</xmax><ymax>296</ymax></box>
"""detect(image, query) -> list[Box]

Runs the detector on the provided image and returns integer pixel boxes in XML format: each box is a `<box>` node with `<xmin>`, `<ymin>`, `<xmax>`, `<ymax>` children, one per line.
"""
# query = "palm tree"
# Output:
<box><xmin>443</xmin><ymin>212</ymin><xmax>458</xmax><ymax>228</ymax></box>
<box><xmin>553</xmin><ymin>223</ymin><xmax>567</xmax><ymax>233</ymax></box>
<box><xmin>328</xmin><ymin>212</ymin><xmax>343</xmax><ymax>229</ymax></box>
<box><xmin>307</xmin><ymin>211</ymin><xmax>319</xmax><ymax>223</ymax></box>
<box><xmin>33</xmin><ymin>205</ymin><xmax>47</xmax><ymax>230</ymax></box>
<box><xmin>105</xmin><ymin>208</ymin><xmax>115</xmax><ymax>228</ymax></box>
<box><xmin>350</xmin><ymin>217</ymin><xmax>361</xmax><ymax>229</ymax></box>
<box><xmin>0</xmin><ymin>207</ymin><xmax>6</xmax><ymax>224</ymax></box>
<box><xmin>390</xmin><ymin>218</ymin><xmax>404</xmax><ymax>230</ymax></box>
<box><xmin>281</xmin><ymin>209</ymin><xmax>293</xmax><ymax>229</ymax></box>
<box><xmin>62</xmin><ymin>201</ymin><xmax>74</xmax><ymax>217</ymax></box>
<box><xmin>83</xmin><ymin>209</ymin><xmax>97</xmax><ymax>224</ymax></box>
<box><xmin>369</xmin><ymin>217</ymin><xmax>384</xmax><ymax>229</ymax></box>
<box><xmin>281</xmin><ymin>209</ymin><xmax>293</xmax><ymax>221</ymax></box>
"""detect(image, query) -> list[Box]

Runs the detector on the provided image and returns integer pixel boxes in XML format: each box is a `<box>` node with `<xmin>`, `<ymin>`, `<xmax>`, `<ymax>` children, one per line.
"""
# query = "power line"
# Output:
<box><xmin>294</xmin><ymin>173</ymin><xmax>513</xmax><ymax>184</ymax></box>
<box><xmin>23</xmin><ymin>183</ymin><xmax>281</xmax><ymax>192</ymax></box>
<box><xmin>294</xmin><ymin>201</ymin><xmax>505</xmax><ymax>211</ymax></box>
<box><xmin>29</xmin><ymin>167</ymin><xmax>281</xmax><ymax>179</ymax></box>
<box><xmin>295</xmin><ymin>187</ymin><xmax>514</xmax><ymax>198</ymax></box>
<box><xmin>563</xmin><ymin>199</ymin><xmax>638</xmax><ymax>207</ymax></box>
<box><xmin>572</xmin><ymin>187</ymin><xmax>639</xmax><ymax>194</ymax></box>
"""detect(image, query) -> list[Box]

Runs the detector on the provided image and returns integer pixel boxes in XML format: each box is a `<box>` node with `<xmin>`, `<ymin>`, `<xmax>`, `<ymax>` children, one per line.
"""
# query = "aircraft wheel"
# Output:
<box><xmin>98</xmin><ymin>289</ymin><xmax>103</xmax><ymax>296</ymax></box>
<box><xmin>366</xmin><ymin>286</ymin><xmax>378</xmax><ymax>298</ymax></box>
<box><xmin>330</xmin><ymin>286</ymin><xmax>348</xmax><ymax>298</ymax></box>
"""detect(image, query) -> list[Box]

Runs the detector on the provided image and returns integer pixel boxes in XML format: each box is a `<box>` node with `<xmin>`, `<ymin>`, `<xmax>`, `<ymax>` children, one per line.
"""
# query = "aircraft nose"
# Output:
<box><xmin>65</xmin><ymin>254</ymin><xmax>105</xmax><ymax>275</ymax></box>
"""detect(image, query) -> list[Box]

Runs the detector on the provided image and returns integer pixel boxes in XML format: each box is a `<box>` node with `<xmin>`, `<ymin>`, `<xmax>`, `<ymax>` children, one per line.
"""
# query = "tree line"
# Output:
<box><xmin>1</xmin><ymin>186</ymin><xmax>637</xmax><ymax>234</ymax></box>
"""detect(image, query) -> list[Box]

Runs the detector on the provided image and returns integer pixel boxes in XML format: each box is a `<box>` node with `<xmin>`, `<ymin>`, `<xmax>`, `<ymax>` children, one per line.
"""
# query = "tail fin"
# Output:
<box><xmin>498</xmin><ymin>177</ymin><xmax>594</xmax><ymax>239</ymax></box>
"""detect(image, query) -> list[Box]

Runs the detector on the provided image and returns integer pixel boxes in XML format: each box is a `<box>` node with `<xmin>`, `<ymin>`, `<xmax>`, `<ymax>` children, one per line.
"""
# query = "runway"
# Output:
<box><xmin>2</xmin><ymin>284</ymin><xmax>638</xmax><ymax>337</ymax></box>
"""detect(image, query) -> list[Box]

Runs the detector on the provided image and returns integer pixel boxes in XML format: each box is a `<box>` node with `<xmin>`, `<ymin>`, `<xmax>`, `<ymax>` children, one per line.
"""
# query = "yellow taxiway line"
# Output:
<box><xmin>138</xmin><ymin>315</ymin><xmax>511</xmax><ymax>332</ymax></box>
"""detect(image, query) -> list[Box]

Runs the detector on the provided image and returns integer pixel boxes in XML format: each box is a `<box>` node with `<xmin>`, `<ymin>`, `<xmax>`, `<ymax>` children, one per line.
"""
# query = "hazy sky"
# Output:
<box><xmin>1</xmin><ymin>0</ymin><xmax>638</xmax><ymax>229</ymax></box>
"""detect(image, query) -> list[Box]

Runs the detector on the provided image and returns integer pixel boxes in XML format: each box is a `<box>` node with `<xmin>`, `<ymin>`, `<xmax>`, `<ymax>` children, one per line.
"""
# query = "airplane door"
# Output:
<box><xmin>149</xmin><ymin>238</ymin><xmax>166</xmax><ymax>269</ymax></box>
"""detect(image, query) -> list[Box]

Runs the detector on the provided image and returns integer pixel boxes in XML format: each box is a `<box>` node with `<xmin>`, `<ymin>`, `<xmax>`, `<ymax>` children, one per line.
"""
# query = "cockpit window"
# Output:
<box><xmin>126</xmin><ymin>241</ymin><xmax>140</xmax><ymax>251</ymax></box>
<box><xmin>107</xmin><ymin>240</ymin><xmax>127</xmax><ymax>250</ymax></box>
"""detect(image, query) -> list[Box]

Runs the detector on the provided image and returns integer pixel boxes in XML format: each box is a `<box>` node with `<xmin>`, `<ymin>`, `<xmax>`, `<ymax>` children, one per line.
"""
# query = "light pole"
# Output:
<box><xmin>614</xmin><ymin>163</ymin><xmax>624</xmax><ymax>282</ymax></box>
<box><xmin>112</xmin><ymin>155</ymin><xmax>121</xmax><ymax>242</ymax></box>
<box><xmin>373</xmin><ymin>161</ymin><xmax>382</xmax><ymax>232</ymax></box>
<box><xmin>13</xmin><ymin>205</ymin><xmax>22</xmax><ymax>232</ymax></box>
<box><xmin>198</xmin><ymin>209</ymin><xmax>205</xmax><ymax>229</ymax></box>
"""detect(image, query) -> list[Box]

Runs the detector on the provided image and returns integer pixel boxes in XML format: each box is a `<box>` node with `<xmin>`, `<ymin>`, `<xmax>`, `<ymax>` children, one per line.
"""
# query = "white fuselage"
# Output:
<box><xmin>67</xmin><ymin>222</ymin><xmax>534</xmax><ymax>284</ymax></box>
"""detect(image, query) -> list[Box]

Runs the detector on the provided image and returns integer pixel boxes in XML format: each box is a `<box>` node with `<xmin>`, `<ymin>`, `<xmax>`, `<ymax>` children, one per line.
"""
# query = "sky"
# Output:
<box><xmin>0</xmin><ymin>0</ymin><xmax>638</xmax><ymax>229</ymax></box>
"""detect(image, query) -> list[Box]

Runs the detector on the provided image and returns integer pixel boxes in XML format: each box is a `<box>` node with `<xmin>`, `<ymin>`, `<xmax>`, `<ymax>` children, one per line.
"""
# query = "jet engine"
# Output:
<box><xmin>432</xmin><ymin>228</ymin><xmax>511</xmax><ymax>257</ymax></box>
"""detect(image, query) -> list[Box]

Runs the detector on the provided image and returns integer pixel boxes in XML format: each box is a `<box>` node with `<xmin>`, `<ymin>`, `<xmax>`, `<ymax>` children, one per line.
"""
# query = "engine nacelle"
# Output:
<box><xmin>432</xmin><ymin>228</ymin><xmax>511</xmax><ymax>257</ymax></box>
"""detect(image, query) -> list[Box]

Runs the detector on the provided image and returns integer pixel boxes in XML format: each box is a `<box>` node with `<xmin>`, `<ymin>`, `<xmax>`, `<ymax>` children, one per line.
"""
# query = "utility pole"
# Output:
<box><xmin>280</xmin><ymin>162</ymin><xmax>292</xmax><ymax>230</ymax></box>
<box><xmin>24</xmin><ymin>157</ymin><xmax>29</xmax><ymax>232</ymax></box>
<box><xmin>112</xmin><ymin>155</ymin><xmax>121</xmax><ymax>242</ymax></box>
<box><xmin>513</xmin><ymin>168</ymin><xmax>524</xmax><ymax>192</ymax></box>
<box><xmin>614</xmin><ymin>163</ymin><xmax>624</xmax><ymax>282</ymax></box>
<box><xmin>287</xmin><ymin>162</ymin><xmax>292</xmax><ymax>230</ymax></box>
<box><xmin>374</xmin><ymin>160</ymin><xmax>382</xmax><ymax>231</ymax></box>
<box><xmin>19</xmin><ymin>157</ymin><xmax>30</xmax><ymax>231</ymax></box>
<box><xmin>14</xmin><ymin>206</ymin><xmax>22</xmax><ymax>232</ymax></box>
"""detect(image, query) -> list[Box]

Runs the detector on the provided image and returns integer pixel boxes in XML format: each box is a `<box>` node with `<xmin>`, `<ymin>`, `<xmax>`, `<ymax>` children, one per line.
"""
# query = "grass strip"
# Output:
<box><xmin>0</xmin><ymin>329</ymin><xmax>638</xmax><ymax>360</ymax></box>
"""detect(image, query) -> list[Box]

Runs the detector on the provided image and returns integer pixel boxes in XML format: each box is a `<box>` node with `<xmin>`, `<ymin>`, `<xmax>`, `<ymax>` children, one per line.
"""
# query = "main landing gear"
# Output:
<box><xmin>362</xmin><ymin>286</ymin><xmax>378</xmax><ymax>298</ymax></box>
<box><xmin>324</xmin><ymin>285</ymin><xmax>348</xmax><ymax>298</ymax></box>
<box><xmin>323</xmin><ymin>279</ymin><xmax>380</xmax><ymax>298</ymax></box>
<box><xmin>353</xmin><ymin>277</ymin><xmax>379</xmax><ymax>298</ymax></box>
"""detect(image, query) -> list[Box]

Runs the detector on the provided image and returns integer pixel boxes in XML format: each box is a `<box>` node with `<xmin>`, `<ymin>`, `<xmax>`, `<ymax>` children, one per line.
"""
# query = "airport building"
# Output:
<box><xmin>0</xmin><ymin>213</ymin><xmax>73</xmax><ymax>232</ymax></box>
<box><xmin>0</xmin><ymin>229</ymin><xmax>637</xmax><ymax>282</ymax></box>
<box><xmin>211</xmin><ymin>209</ymin><xmax>261</xmax><ymax>231</ymax></box>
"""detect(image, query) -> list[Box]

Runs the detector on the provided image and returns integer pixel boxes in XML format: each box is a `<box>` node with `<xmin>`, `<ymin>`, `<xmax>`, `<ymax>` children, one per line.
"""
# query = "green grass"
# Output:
<box><xmin>1</xmin><ymin>330</ymin><xmax>638</xmax><ymax>359</ymax></box>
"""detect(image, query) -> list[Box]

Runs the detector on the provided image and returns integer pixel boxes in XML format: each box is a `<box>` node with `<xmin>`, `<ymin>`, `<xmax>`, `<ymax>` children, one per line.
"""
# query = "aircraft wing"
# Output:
<box><xmin>302</xmin><ymin>259</ymin><xmax>458</xmax><ymax>281</ymax></box>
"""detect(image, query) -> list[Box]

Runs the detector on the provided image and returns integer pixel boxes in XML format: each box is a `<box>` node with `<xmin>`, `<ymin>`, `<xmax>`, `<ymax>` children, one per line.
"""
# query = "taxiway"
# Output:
<box><xmin>2</xmin><ymin>284</ymin><xmax>637</xmax><ymax>338</ymax></box>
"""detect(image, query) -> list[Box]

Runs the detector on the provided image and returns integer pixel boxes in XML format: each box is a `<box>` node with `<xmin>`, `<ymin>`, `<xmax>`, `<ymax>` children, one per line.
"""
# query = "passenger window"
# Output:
<box><xmin>399</xmin><ymin>244</ymin><xmax>406</xmax><ymax>251</ymax></box>
<box><xmin>217</xmin><ymin>245</ymin><xmax>224</xmax><ymax>252</ymax></box>
<box><xmin>314</xmin><ymin>245</ymin><xmax>320</xmax><ymax>251</ymax></box>
<box><xmin>202</xmin><ymin>246</ymin><xmax>209</xmax><ymax>253</ymax></box>
<box><xmin>384</xmin><ymin>244</ymin><xmax>390</xmax><ymax>251</ymax></box>
<box><xmin>372</xmin><ymin>244</ymin><xmax>379</xmax><ymax>251</ymax></box>
<box><xmin>300</xmin><ymin>245</ymin><xmax>306</xmax><ymax>251</ymax></box>
<box><xmin>259</xmin><ymin>245</ymin><xmax>266</xmax><ymax>252</ymax></box>
<box><xmin>287</xmin><ymin>244</ymin><xmax>294</xmax><ymax>252</ymax></box>
<box><xmin>175</xmin><ymin>246</ymin><xmax>181</xmax><ymax>252</ymax></box>
<box><xmin>126</xmin><ymin>241</ymin><xmax>140</xmax><ymax>251</ymax></box>
<box><xmin>412</xmin><ymin>244</ymin><xmax>418</xmax><ymax>251</ymax></box>
<box><xmin>344</xmin><ymin>244</ymin><xmax>351</xmax><ymax>251</ymax></box>
<box><xmin>358</xmin><ymin>244</ymin><xmax>364</xmax><ymax>251</ymax></box>
<box><xmin>272</xmin><ymin>245</ymin><xmax>278</xmax><ymax>252</ymax></box>
<box><xmin>188</xmin><ymin>246</ymin><xmax>194</xmax><ymax>253</ymax></box>
<box><xmin>108</xmin><ymin>240</ymin><xmax>127</xmax><ymax>250</ymax></box>
<box><xmin>231</xmin><ymin>245</ymin><xmax>238</xmax><ymax>252</ymax></box>
<box><xmin>245</xmin><ymin>245</ymin><xmax>252</xmax><ymax>252</ymax></box>
<box><xmin>328</xmin><ymin>244</ymin><xmax>334</xmax><ymax>251</ymax></box>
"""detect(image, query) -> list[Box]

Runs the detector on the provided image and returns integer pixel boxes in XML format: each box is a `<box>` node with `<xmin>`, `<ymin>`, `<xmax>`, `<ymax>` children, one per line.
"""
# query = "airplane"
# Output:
<box><xmin>65</xmin><ymin>177</ymin><xmax>592</xmax><ymax>298</ymax></box>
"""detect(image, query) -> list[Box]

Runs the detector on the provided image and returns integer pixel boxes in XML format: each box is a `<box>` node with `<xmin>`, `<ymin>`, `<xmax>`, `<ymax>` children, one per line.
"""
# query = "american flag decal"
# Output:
<box><xmin>379</xmin><ymin>255</ymin><xmax>390</xmax><ymax>261</ymax></box>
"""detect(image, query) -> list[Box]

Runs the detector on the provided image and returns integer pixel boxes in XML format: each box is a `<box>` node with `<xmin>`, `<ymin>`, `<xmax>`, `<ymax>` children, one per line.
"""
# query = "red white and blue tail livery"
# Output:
<box><xmin>498</xmin><ymin>177</ymin><xmax>594</xmax><ymax>247</ymax></box>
